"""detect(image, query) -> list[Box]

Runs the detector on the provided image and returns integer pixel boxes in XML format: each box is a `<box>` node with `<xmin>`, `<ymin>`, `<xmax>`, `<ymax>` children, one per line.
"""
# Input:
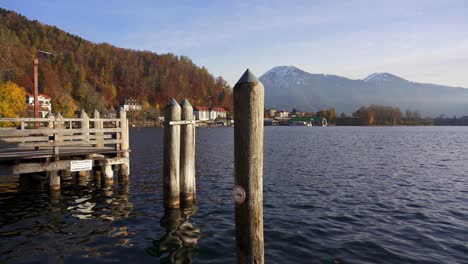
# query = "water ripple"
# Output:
<box><xmin>0</xmin><ymin>127</ymin><xmax>467</xmax><ymax>263</ymax></box>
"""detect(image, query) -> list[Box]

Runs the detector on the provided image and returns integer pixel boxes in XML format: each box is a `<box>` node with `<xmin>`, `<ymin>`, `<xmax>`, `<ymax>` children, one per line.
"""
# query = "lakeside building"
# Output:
<box><xmin>274</xmin><ymin>110</ymin><xmax>289</xmax><ymax>119</ymax></box>
<box><xmin>122</xmin><ymin>98</ymin><xmax>142</xmax><ymax>111</ymax></box>
<box><xmin>266</xmin><ymin>108</ymin><xmax>277</xmax><ymax>118</ymax></box>
<box><xmin>194</xmin><ymin>106</ymin><xmax>227</xmax><ymax>121</ymax></box>
<box><xmin>26</xmin><ymin>93</ymin><xmax>52</xmax><ymax>117</ymax></box>
<box><xmin>194</xmin><ymin>106</ymin><xmax>210</xmax><ymax>121</ymax></box>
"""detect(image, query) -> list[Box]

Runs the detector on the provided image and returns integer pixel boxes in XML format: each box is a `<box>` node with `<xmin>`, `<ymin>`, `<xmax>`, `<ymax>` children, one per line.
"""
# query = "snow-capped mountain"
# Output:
<box><xmin>259</xmin><ymin>66</ymin><xmax>468</xmax><ymax>116</ymax></box>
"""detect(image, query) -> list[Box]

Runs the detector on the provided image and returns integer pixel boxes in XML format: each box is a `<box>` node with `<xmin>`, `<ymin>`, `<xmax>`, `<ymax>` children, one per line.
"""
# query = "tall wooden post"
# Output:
<box><xmin>78</xmin><ymin>110</ymin><xmax>90</xmax><ymax>179</ymax></box>
<box><xmin>119</xmin><ymin>108</ymin><xmax>130</xmax><ymax>183</ymax></box>
<box><xmin>46</xmin><ymin>112</ymin><xmax>54</xmax><ymax>129</ymax></box>
<box><xmin>163</xmin><ymin>99</ymin><xmax>181</xmax><ymax>208</ymax></box>
<box><xmin>233</xmin><ymin>69</ymin><xmax>264</xmax><ymax>264</ymax></box>
<box><xmin>54</xmin><ymin>113</ymin><xmax>63</xmax><ymax>156</ymax></box>
<box><xmin>33</xmin><ymin>58</ymin><xmax>39</xmax><ymax>129</ymax></box>
<box><xmin>46</xmin><ymin>112</ymin><xmax>55</xmax><ymax>145</ymax></box>
<box><xmin>94</xmin><ymin>109</ymin><xmax>103</xmax><ymax>147</ymax></box>
<box><xmin>80</xmin><ymin>109</ymin><xmax>89</xmax><ymax>141</ymax></box>
<box><xmin>180</xmin><ymin>99</ymin><xmax>196</xmax><ymax>206</ymax></box>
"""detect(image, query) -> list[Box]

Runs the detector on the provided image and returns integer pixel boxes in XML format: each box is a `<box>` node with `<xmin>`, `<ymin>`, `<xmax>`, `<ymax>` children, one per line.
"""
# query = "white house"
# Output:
<box><xmin>210</xmin><ymin>107</ymin><xmax>227</xmax><ymax>120</ymax></box>
<box><xmin>274</xmin><ymin>110</ymin><xmax>289</xmax><ymax>119</ymax></box>
<box><xmin>26</xmin><ymin>93</ymin><xmax>52</xmax><ymax>117</ymax></box>
<box><xmin>194</xmin><ymin>106</ymin><xmax>227</xmax><ymax>121</ymax></box>
<box><xmin>194</xmin><ymin>106</ymin><xmax>210</xmax><ymax>121</ymax></box>
<box><xmin>122</xmin><ymin>98</ymin><xmax>142</xmax><ymax>111</ymax></box>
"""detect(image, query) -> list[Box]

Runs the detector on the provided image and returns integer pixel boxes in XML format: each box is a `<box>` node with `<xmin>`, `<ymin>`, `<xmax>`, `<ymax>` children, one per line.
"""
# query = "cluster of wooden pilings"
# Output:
<box><xmin>162</xmin><ymin>69</ymin><xmax>265</xmax><ymax>264</ymax></box>
<box><xmin>0</xmin><ymin>108</ymin><xmax>130</xmax><ymax>193</ymax></box>
<box><xmin>163</xmin><ymin>98</ymin><xmax>196</xmax><ymax>208</ymax></box>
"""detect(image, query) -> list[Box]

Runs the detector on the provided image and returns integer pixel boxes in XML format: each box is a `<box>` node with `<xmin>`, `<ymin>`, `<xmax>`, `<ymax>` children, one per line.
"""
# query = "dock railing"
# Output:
<box><xmin>0</xmin><ymin>109</ymin><xmax>129</xmax><ymax>157</ymax></box>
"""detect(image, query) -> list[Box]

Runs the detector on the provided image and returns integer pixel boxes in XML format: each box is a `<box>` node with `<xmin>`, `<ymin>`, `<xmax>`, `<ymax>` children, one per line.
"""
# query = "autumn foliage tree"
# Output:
<box><xmin>0</xmin><ymin>8</ymin><xmax>233</xmax><ymax>115</ymax></box>
<box><xmin>0</xmin><ymin>81</ymin><xmax>27</xmax><ymax>126</ymax></box>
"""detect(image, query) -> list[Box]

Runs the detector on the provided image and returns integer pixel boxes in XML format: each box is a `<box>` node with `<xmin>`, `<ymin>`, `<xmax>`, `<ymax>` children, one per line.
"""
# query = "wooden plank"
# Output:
<box><xmin>169</xmin><ymin>120</ymin><xmax>198</xmax><ymax>125</ymax></box>
<box><xmin>1</xmin><ymin>157</ymin><xmax>127</xmax><ymax>175</ymax></box>
<box><xmin>0</xmin><ymin>118</ymin><xmax>54</xmax><ymax>122</ymax></box>
<box><xmin>0</xmin><ymin>128</ymin><xmax>123</xmax><ymax>137</ymax></box>
<box><xmin>0</xmin><ymin>136</ymin><xmax>49</xmax><ymax>143</ymax></box>
<box><xmin>10</xmin><ymin>160</ymin><xmax>71</xmax><ymax>174</ymax></box>
<box><xmin>104</xmin><ymin>157</ymin><xmax>129</xmax><ymax>166</ymax></box>
<box><xmin>0</xmin><ymin>134</ymin><xmax>112</xmax><ymax>144</ymax></box>
<box><xmin>0</xmin><ymin>147</ymin><xmax>120</xmax><ymax>161</ymax></box>
<box><xmin>17</xmin><ymin>139</ymin><xmax>122</xmax><ymax>148</ymax></box>
<box><xmin>0</xmin><ymin>117</ymin><xmax>121</xmax><ymax>122</ymax></box>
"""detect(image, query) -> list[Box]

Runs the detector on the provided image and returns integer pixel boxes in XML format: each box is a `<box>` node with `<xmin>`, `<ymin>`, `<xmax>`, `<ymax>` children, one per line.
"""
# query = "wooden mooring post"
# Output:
<box><xmin>180</xmin><ymin>99</ymin><xmax>196</xmax><ymax>206</ymax></box>
<box><xmin>163</xmin><ymin>99</ymin><xmax>181</xmax><ymax>208</ymax></box>
<box><xmin>163</xmin><ymin>98</ymin><xmax>197</xmax><ymax>209</ymax></box>
<box><xmin>119</xmin><ymin>108</ymin><xmax>130</xmax><ymax>184</ymax></box>
<box><xmin>233</xmin><ymin>69</ymin><xmax>264</xmax><ymax>264</ymax></box>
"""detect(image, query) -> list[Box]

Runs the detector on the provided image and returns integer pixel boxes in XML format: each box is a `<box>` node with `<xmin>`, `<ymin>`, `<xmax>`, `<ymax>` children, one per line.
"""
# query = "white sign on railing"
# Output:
<box><xmin>70</xmin><ymin>160</ymin><xmax>93</xmax><ymax>171</ymax></box>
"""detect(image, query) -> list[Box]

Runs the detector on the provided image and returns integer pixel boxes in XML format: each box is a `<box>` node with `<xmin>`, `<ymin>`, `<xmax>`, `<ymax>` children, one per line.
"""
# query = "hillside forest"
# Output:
<box><xmin>0</xmin><ymin>8</ymin><xmax>232</xmax><ymax>117</ymax></box>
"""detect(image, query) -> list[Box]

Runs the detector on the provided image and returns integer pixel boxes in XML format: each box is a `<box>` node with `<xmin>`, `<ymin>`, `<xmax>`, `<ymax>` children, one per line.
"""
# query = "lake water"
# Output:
<box><xmin>1</xmin><ymin>127</ymin><xmax>467</xmax><ymax>263</ymax></box>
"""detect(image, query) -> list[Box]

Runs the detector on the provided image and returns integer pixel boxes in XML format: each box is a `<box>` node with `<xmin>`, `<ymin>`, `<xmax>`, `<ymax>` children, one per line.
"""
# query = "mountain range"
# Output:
<box><xmin>259</xmin><ymin>66</ymin><xmax>468</xmax><ymax>116</ymax></box>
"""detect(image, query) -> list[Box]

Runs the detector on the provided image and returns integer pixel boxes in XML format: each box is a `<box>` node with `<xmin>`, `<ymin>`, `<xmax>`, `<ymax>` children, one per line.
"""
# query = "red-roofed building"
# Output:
<box><xmin>194</xmin><ymin>106</ymin><xmax>227</xmax><ymax>121</ymax></box>
<box><xmin>194</xmin><ymin>106</ymin><xmax>210</xmax><ymax>121</ymax></box>
<box><xmin>209</xmin><ymin>107</ymin><xmax>226</xmax><ymax>120</ymax></box>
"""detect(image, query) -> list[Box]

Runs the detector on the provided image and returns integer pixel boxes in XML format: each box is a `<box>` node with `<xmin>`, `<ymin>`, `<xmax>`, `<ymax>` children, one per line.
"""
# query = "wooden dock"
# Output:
<box><xmin>0</xmin><ymin>109</ymin><xmax>130</xmax><ymax>190</ymax></box>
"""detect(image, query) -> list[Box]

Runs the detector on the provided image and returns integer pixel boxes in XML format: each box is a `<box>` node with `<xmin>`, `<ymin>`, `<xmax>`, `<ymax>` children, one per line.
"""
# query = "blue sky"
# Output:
<box><xmin>2</xmin><ymin>0</ymin><xmax>468</xmax><ymax>87</ymax></box>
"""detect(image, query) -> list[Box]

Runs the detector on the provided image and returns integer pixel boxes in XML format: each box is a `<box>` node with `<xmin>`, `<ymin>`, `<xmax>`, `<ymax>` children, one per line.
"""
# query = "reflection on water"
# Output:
<box><xmin>147</xmin><ymin>207</ymin><xmax>201</xmax><ymax>263</ymax></box>
<box><xmin>0</xmin><ymin>172</ymin><xmax>135</xmax><ymax>263</ymax></box>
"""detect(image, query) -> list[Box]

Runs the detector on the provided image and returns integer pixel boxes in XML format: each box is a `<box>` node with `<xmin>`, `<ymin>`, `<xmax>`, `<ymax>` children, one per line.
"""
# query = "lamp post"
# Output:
<box><xmin>33</xmin><ymin>50</ymin><xmax>55</xmax><ymax>128</ymax></box>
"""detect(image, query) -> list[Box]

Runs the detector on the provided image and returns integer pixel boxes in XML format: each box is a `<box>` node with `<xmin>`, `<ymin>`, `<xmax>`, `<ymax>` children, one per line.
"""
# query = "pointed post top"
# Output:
<box><xmin>181</xmin><ymin>98</ymin><xmax>192</xmax><ymax>107</ymax></box>
<box><xmin>167</xmin><ymin>98</ymin><xmax>180</xmax><ymax>106</ymax></box>
<box><xmin>236</xmin><ymin>68</ymin><xmax>259</xmax><ymax>85</ymax></box>
<box><xmin>46</xmin><ymin>112</ymin><xmax>54</xmax><ymax>118</ymax></box>
<box><xmin>94</xmin><ymin>109</ymin><xmax>100</xmax><ymax>117</ymax></box>
<box><xmin>80</xmin><ymin>109</ymin><xmax>88</xmax><ymax>118</ymax></box>
<box><xmin>56</xmin><ymin>112</ymin><xmax>63</xmax><ymax>119</ymax></box>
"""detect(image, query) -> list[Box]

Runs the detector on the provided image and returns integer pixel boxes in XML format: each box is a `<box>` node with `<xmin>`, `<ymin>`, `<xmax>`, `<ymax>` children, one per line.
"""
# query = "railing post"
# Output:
<box><xmin>119</xmin><ymin>108</ymin><xmax>130</xmax><ymax>183</ymax></box>
<box><xmin>163</xmin><ymin>99</ymin><xmax>181</xmax><ymax>208</ymax></box>
<box><xmin>46</xmin><ymin>113</ymin><xmax>55</xmax><ymax>147</ymax></box>
<box><xmin>180</xmin><ymin>98</ymin><xmax>196</xmax><ymax>207</ymax></box>
<box><xmin>46</xmin><ymin>112</ymin><xmax>60</xmax><ymax>194</ymax></box>
<box><xmin>46</xmin><ymin>112</ymin><xmax>55</xmax><ymax>129</ymax></box>
<box><xmin>94</xmin><ymin>109</ymin><xmax>103</xmax><ymax>147</ymax></box>
<box><xmin>54</xmin><ymin>113</ymin><xmax>63</xmax><ymax>156</ymax></box>
<box><xmin>233</xmin><ymin>69</ymin><xmax>264</xmax><ymax>264</ymax></box>
<box><xmin>80</xmin><ymin>109</ymin><xmax>89</xmax><ymax>142</ymax></box>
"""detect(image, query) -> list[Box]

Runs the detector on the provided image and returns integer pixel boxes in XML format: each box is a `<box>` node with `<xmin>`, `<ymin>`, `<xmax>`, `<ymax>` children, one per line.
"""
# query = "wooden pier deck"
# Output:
<box><xmin>0</xmin><ymin>110</ymin><xmax>130</xmax><ymax>188</ymax></box>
